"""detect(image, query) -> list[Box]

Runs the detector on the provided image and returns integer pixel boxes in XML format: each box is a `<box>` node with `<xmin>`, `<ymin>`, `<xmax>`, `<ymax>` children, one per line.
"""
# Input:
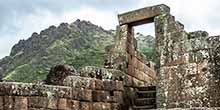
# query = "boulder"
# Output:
<box><xmin>44</xmin><ymin>65</ymin><xmax>78</xmax><ymax>85</ymax></box>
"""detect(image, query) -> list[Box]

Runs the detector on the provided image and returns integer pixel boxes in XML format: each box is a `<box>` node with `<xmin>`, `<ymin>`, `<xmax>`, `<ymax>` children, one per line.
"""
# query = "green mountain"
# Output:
<box><xmin>0</xmin><ymin>20</ymin><xmax>114</xmax><ymax>82</ymax></box>
<box><xmin>0</xmin><ymin>19</ymin><xmax>155</xmax><ymax>83</ymax></box>
<box><xmin>135</xmin><ymin>33</ymin><xmax>156</xmax><ymax>62</ymax></box>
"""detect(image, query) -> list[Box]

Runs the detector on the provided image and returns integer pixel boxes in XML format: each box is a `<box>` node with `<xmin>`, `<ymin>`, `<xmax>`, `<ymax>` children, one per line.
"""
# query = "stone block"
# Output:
<box><xmin>47</xmin><ymin>98</ymin><xmax>58</xmax><ymax>109</ymax></box>
<box><xmin>78</xmin><ymin>89</ymin><xmax>92</xmax><ymax>101</ymax></box>
<box><xmin>127</xmin><ymin>44</ymin><xmax>135</xmax><ymax>56</ymax></box>
<box><xmin>88</xmin><ymin>80</ymin><xmax>96</xmax><ymax>90</ymax></box>
<box><xmin>103</xmin><ymin>80</ymin><xmax>116</xmax><ymax>91</ymax></box>
<box><xmin>68</xmin><ymin>100</ymin><xmax>79</xmax><ymax>110</ymax></box>
<box><xmin>79</xmin><ymin>102</ymin><xmax>92</xmax><ymax>110</ymax></box>
<box><xmin>128</xmin><ymin>65</ymin><xmax>135</xmax><ymax>77</ymax></box>
<box><xmin>28</xmin><ymin>97</ymin><xmax>38</xmax><ymax>107</ymax></box>
<box><xmin>134</xmin><ymin>68</ymin><xmax>140</xmax><ymax>79</ymax></box>
<box><xmin>126</xmin><ymin>32</ymin><xmax>134</xmax><ymax>44</ymax></box>
<box><xmin>139</xmin><ymin>71</ymin><xmax>145</xmax><ymax>81</ymax></box>
<box><xmin>111</xmin><ymin>103</ymin><xmax>121</xmax><ymax>110</ymax></box>
<box><xmin>130</xmin><ymin>47</ymin><xmax>136</xmax><ymax>56</ymax></box>
<box><xmin>128</xmin><ymin>54</ymin><xmax>132</xmax><ymax>65</ymax></box>
<box><xmin>131</xmin><ymin>57</ymin><xmax>137</xmax><ymax>68</ymax></box>
<box><xmin>58</xmin><ymin>98</ymin><xmax>67</xmax><ymax>110</ymax></box>
<box><xmin>72</xmin><ymin>88</ymin><xmax>79</xmax><ymax>100</ymax></box>
<box><xmin>118</xmin><ymin>4</ymin><xmax>170</xmax><ymax>25</ymax></box>
<box><xmin>126</xmin><ymin>41</ymin><xmax>132</xmax><ymax>53</ymax></box>
<box><xmin>0</xmin><ymin>82</ymin><xmax>32</xmax><ymax>96</ymax></box>
<box><xmin>144</xmin><ymin>65</ymin><xmax>156</xmax><ymax>79</ymax></box>
<box><xmin>92</xmin><ymin>90</ymin><xmax>110</xmax><ymax>102</ymax></box>
<box><xmin>137</xmin><ymin>60</ymin><xmax>142</xmax><ymax>70</ymax></box>
<box><xmin>63</xmin><ymin>76</ymin><xmax>94</xmax><ymax>89</ymax></box>
<box><xmin>143</xmin><ymin>65</ymin><xmax>149</xmax><ymax>73</ymax></box>
<box><xmin>132</xmin><ymin>77</ymin><xmax>139</xmax><ymax>87</ymax></box>
<box><xmin>115</xmin><ymin>81</ymin><xmax>123</xmax><ymax>91</ymax></box>
<box><xmin>133</xmin><ymin>78</ymin><xmax>145</xmax><ymax>87</ymax></box>
<box><xmin>140</xmin><ymin>63</ymin><xmax>145</xmax><ymax>72</ymax></box>
<box><xmin>95</xmin><ymin>80</ymin><xmax>104</xmax><ymax>90</ymax></box>
<box><xmin>4</xmin><ymin>96</ymin><xmax>14</xmax><ymax>110</ymax></box>
<box><xmin>14</xmin><ymin>97</ymin><xmax>28</xmax><ymax>110</ymax></box>
<box><xmin>92</xmin><ymin>102</ymin><xmax>111</xmax><ymax>110</ymax></box>
<box><xmin>143</xmin><ymin>73</ymin><xmax>152</xmax><ymax>84</ymax></box>
<box><xmin>28</xmin><ymin>97</ymin><xmax>48</xmax><ymax>108</ymax></box>
<box><xmin>38</xmin><ymin>85</ymin><xmax>73</xmax><ymax>99</ymax></box>
<box><xmin>113</xmin><ymin>91</ymin><xmax>123</xmax><ymax>103</ymax></box>
<box><xmin>0</xmin><ymin>96</ymin><xmax>3</xmax><ymax>110</ymax></box>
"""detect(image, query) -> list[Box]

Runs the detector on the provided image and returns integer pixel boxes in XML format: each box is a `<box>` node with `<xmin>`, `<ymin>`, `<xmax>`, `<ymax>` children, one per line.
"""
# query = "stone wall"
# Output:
<box><xmin>115</xmin><ymin>24</ymin><xmax>157</xmax><ymax>87</ymax></box>
<box><xmin>78</xmin><ymin>65</ymin><xmax>156</xmax><ymax>109</ymax></box>
<box><xmin>155</xmin><ymin>13</ymin><xmax>220</xmax><ymax>108</ymax></box>
<box><xmin>102</xmin><ymin>24</ymin><xmax>157</xmax><ymax>109</ymax></box>
<box><xmin>0</xmin><ymin>76</ymin><xmax>123</xmax><ymax>110</ymax></box>
<box><xmin>207</xmin><ymin>35</ymin><xmax>220</xmax><ymax>107</ymax></box>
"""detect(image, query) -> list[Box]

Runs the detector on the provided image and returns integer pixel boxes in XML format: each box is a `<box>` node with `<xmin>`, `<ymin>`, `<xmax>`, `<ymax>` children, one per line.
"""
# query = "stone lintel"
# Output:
<box><xmin>118</xmin><ymin>4</ymin><xmax>170</xmax><ymax>26</ymax></box>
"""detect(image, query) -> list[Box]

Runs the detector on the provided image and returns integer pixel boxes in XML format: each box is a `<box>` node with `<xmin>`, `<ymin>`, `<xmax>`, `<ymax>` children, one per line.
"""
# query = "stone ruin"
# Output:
<box><xmin>0</xmin><ymin>4</ymin><xmax>220</xmax><ymax>110</ymax></box>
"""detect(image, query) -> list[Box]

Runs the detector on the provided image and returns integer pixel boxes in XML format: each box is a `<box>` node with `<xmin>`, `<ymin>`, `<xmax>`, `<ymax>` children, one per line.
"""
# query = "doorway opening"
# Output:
<box><xmin>134</xmin><ymin>23</ymin><xmax>156</xmax><ymax>63</ymax></box>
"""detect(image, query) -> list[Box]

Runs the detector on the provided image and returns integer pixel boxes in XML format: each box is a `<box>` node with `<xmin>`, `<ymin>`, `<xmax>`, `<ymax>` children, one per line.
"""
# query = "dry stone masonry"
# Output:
<box><xmin>0</xmin><ymin>76</ymin><xmax>123</xmax><ymax>110</ymax></box>
<box><xmin>117</xmin><ymin>4</ymin><xmax>220</xmax><ymax>109</ymax></box>
<box><xmin>154</xmin><ymin>10</ymin><xmax>220</xmax><ymax>109</ymax></box>
<box><xmin>0</xmin><ymin>4</ymin><xmax>220</xmax><ymax>110</ymax></box>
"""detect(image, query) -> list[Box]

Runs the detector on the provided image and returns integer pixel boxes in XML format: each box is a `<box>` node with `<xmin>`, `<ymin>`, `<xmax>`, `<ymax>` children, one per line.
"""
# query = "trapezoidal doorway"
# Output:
<box><xmin>118</xmin><ymin>4</ymin><xmax>170</xmax><ymax>87</ymax></box>
<box><xmin>117</xmin><ymin>4</ymin><xmax>170</xmax><ymax>109</ymax></box>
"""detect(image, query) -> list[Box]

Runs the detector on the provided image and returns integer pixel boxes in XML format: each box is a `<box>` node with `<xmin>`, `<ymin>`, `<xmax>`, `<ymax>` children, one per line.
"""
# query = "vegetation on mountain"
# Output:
<box><xmin>0</xmin><ymin>20</ymin><xmax>155</xmax><ymax>82</ymax></box>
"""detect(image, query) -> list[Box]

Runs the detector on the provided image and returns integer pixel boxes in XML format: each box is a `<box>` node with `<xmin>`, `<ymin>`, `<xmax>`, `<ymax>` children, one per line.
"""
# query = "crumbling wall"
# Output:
<box><xmin>118</xmin><ymin>25</ymin><xmax>156</xmax><ymax>87</ymax></box>
<box><xmin>207</xmin><ymin>36</ymin><xmax>220</xmax><ymax>107</ymax></box>
<box><xmin>117</xmin><ymin>24</ymin><xmax>157</xmax><ymax>110</ymax></box>
<box><xmin>0</xmin><ymin>76</ymin><xmax>123</xmax><ymax>110</ymax></box>
<box><xmin>81</xmin><ymin>64</ymin><xmax>156</xmax><ymax>109</ymax></box>
<box><xmin>155</xmin><ymin>13</ymin><xmax>220</xmax><ymax>108</ymax></box>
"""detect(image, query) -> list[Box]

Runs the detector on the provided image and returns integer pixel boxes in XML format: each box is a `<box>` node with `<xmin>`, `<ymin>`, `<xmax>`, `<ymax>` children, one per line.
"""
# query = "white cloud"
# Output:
<box><xmin>18</xmin><ymin>6</ymin><xmax>118</xmax><ymax>36</ymax></box>
<box><xmin>62</xmin><ymin>7</ymin><xmax>118</xmax><ymax>30</ymax></box>
<box><xmin>0</xmin><ymin>6</ymin><xmax>119</xmax><ymax>58</ymax></box>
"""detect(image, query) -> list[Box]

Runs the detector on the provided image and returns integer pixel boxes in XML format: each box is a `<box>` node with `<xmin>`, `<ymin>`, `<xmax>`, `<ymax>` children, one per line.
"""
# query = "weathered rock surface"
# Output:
<box><xmin>79</xmin><ymin>66</ymin><xmax>125</xmax><ymax>80</ymax></box>
<box><xmin>44</xmin><ymin>65</ymin><xmax>78</xmax><ymax>85</ymax></box>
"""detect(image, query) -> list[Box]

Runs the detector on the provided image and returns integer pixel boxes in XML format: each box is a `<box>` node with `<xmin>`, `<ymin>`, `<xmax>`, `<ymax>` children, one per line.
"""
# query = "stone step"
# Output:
<box><xmin>134</xmin><ymin>98</ymin><xmax>156</xmax><ymax>106</ymax></box>
<box><xmin>133</xmin><ymin>104</ymin><xmax>156</xmax><ymax>110</ymax></box>
<box><xmin>137</xmin><ymin>86</ymin><xmax>156</xmax><ymax>91</ymax></box>
<box><xmin>136</xmin><ymin>90</ymin><xmax>156</xmax><ymax>98</ymax></box>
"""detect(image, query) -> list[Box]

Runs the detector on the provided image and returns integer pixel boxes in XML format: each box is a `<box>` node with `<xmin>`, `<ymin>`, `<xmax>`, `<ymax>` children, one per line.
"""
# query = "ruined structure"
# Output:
<box><xmin>116</xmin><ymin>4</ymin><xmax>220</xmax><ymax>109</ymax></box>
<box><xmin>0</xmin><ymin>4</ymin><xmax>220</xmax><ymax>110</ymax></box>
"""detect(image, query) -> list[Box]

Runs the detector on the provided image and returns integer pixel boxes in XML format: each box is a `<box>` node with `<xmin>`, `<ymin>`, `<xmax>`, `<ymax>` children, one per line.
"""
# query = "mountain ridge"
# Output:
<box><xmin>0</xmin><ymin>19</ymin><xmax>155</xmax><ymax>83</ymax></box>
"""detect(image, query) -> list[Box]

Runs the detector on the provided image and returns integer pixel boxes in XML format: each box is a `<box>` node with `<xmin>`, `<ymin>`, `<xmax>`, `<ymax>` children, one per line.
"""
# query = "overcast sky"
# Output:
<box><xmin>0</xmin><ymin>0</ymin><xmax>220</xmax><ymax>58</ymax></box>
